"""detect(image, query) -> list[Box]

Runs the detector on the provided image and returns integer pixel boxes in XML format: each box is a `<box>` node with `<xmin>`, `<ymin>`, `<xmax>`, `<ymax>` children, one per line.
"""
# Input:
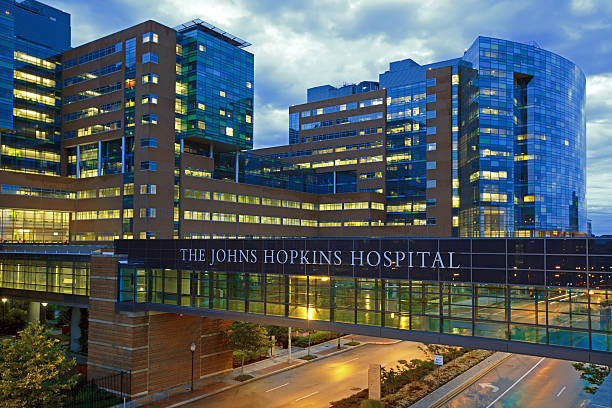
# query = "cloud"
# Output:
<box><xmin>42</xmin><ymin>0</ymin><xmax>612</xmax><ymax>233</ymax></box>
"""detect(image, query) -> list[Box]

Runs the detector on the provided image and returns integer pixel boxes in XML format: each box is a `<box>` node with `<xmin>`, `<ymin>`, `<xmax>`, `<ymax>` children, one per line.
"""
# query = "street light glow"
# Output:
<box><xmin>1</xmin><ymin>298</ymin><xmax>7</xmax><ymax>303</ymax></box>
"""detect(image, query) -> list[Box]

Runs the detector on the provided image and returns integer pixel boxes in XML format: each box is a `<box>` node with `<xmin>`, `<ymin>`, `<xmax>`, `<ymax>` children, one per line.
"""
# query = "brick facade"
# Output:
<box><xmin>88</xmin><ymin>255</ymin><xmax>233</xmax><ymax>397</ymax></box>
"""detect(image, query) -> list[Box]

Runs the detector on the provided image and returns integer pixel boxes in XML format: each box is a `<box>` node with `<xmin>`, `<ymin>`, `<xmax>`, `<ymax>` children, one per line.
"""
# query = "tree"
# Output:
<box><xmin>225</xmin><ymin>321</ymin><xmax>271</xmax><ymax>374</ymax></box>
<box><xmin>0</xmin><ymin>321</ymin><xmax>80</xmax><ymax>407</ymax></box>
<box><xmin>572</xmin><ymin>362</ymin><xmax>610</xmax><ymax>394</ymax></box>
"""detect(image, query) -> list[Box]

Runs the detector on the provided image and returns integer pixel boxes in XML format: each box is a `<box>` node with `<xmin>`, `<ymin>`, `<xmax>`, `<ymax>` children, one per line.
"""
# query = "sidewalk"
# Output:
<box><xmin>133</xmin><ymin>335</ymin><xmax>391</xmax><ymax>408</ymax></box>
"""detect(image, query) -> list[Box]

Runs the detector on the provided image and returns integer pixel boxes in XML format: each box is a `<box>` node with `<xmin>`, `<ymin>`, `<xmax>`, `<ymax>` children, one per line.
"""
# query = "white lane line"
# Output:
<box><xmin>486</xmin><ymin>357</ymin><xmax>545</xmax><ymax>408</ymax></box>
<box><xmin>556</xmin><ymin>386</ymin><xmax>567</xmax><ymax>397</ymax></box>
<box><xmin>265</xmin><ymin>382</ymin><xmax>289</xmax><ymax>393</ymax></box>
<box><xmin>295</xmin><ymin>391</ymin><xmax>319</xmax><ymax>402</ymax></box>
<box><xmin>343</xmin><ymin>357</ymin><xmax>359</xmax><ymax>364</ymax></box>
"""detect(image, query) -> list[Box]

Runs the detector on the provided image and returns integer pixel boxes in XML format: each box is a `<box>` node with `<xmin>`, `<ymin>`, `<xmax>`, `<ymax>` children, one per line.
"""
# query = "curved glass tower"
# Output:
<box><xmin>460</xmin><ymin>36</ymin><xmax>586</xmax><ymax>237</ymax></box>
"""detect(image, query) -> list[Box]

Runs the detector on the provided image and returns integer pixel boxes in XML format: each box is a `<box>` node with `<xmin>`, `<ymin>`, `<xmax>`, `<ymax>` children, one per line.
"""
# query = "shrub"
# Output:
<box><xmin>346</xmin><ymin>341</ymin><xmax>360</xmax><ymax>346</ymax></box>
<box><xmin>292</xmin><ymin>331</ymin><xmax>341</xmax><ymax>348</ymax></box>
<box><xmin>300</xmin><ymin>354</ymin><xmax>318</xmax><ymax>361</ymax></box>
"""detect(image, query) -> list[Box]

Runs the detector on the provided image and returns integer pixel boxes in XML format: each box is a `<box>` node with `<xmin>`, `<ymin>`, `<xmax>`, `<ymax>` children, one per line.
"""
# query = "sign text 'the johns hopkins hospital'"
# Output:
<box><xmin>179</xmin><ymin>248</ymin><xmax>461</xmax><ymax>269</ymax></box>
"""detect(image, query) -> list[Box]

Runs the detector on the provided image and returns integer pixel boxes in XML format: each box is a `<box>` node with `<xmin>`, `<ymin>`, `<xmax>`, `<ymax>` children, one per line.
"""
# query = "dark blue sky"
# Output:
<box><xmin>47</xmin><ymin>0</ymin><xmax>612</xmax><ymax>235</ymax></box>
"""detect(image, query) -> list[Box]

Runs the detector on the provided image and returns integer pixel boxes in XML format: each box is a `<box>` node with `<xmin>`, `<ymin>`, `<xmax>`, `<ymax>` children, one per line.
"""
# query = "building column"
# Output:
<box><xmin>27</xmin><ymin>302</ymin><xmax>40</xmax><ymax>323</ymax></box>
<box><xmin>70</xmin><ymin>307</ymin><xmax>82</xmax><ymax>352</ymax></box>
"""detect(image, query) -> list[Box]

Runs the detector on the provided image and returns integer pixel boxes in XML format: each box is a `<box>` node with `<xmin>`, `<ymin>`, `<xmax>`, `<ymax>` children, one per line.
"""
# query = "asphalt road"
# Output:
<box><xmin>184</xmin><ymin>340</ymin><xmax>425</xmax><ymax>408</ymax></box>
<box><xmin>440</xmin><ymin>354</ymin><xmax>591</xmax><ymax>408</ymax></box>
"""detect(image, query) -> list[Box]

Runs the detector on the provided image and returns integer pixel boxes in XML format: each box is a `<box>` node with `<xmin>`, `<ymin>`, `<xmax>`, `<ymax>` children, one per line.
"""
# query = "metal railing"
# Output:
<box><xmin>63</xmin><ymin>371</ymin><xmax>130</xmax><ymax>408</ymax></box>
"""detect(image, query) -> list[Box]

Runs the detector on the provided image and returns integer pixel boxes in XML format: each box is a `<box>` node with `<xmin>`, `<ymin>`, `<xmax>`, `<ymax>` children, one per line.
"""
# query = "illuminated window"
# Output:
<box><xmin>213</xmin><ymin>192</ymin><xmax>236</xmax><ymax>202</ymax></box>
<box><xmin>99</xmin><ymin>187</ymin><xmax>120</xmax><ymax>197</ymax></box>
<box><xmin>246</xmin><ymin>81</ymin><xmax>252</xmax><ymax>88</ymax></box>
<box><xmin>199</xmin><ymin>44</ymin><xmax>205</xmax><ymax>52</ymax></box>
<box><xmin>140</xmin><ymin>184</ymin><xmax>157</xmax><ymax>195</ymax></box>
<box><xmin>140</xmin><ymin>161</ymin><xmax>157</xmax><ymax>171</ymax></box>
<box><xmin>139</xmin><ymin>208</ymin><xmax>156</xmax><ymax>218</ymax></box>
<box><xmin>219</xmin><ymin>90</ymin><xmax>226</xmax><ymax>97</ymax></box>
<box><xmin>239</xmin><ymin>215</ymin><xmax>260</xmax><ymax>223</ymax></box>
<box><xmin>142</xmin><ymin>94</ymin><xmax>158</xmax><ymax>104</ymax></box>
<box><xmin>142</xmin><ymin>32</ymin><xmax>159</xmax><ymax>43</ymax></box>
<box><xmin>142</xmin><ymin>73</ymin><xmax>158</xmax><ymax>84</ymax></box>
<box><xmin>142</xmin><ymin>114</ymin><xmax>158</xmax><ymax>125</ymax></box>
<box><xmin>246</xmin><ymin>114</ymin><xmax>252</xmax><ymax>124</ymax></box>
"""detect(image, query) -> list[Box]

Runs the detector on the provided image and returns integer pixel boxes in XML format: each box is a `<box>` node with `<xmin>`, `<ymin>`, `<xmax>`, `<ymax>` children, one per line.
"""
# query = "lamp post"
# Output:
<box><xmin>41</xmin><ymin>302</ymin><xmax>48</xmax><ymax>325</ymax></box>
<box><xmin>1</xmin><ymin>298</ymin><xmax>7</xmax><ymax>320</ymax></box>
<box><xmin>190</xmin><ymin>342</ymin><xmax>196</xmax><ymax>392</ymax></box>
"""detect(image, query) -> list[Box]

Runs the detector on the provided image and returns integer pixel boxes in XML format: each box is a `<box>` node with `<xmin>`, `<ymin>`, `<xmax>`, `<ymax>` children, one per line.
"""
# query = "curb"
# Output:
<box><xmin>163</xmin><ymin>341</ymin><xmax>368</xmax><ymax>408</ymax></box>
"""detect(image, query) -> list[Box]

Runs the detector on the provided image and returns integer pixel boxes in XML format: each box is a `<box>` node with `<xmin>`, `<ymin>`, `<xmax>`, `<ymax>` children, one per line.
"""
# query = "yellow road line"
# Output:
<box><xmin>430</xmin><ymin>353</ymin><xmax>514</xmax><ymax>408</ymax></box>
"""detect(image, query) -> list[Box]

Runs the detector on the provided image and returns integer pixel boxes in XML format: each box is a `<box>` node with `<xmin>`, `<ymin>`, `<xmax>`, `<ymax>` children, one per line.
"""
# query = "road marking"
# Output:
<box><xmin>479</xmin><ymin>382</ymin><xmax>499</xmax><ymax>392</ymax></box>
<box><xmin>556</xmin><ymin>385</ymin><xmax>566</xmax><ymax>397</ymax></box>
<box><xmin>295</xmin><ymin>391</ymin><xmax>319</xmax><ymax>402</ymax></box>
<box><xmin>265</xmin><ymin>382</ymin><xmax>289</xmax><ymax>393</ymax></box>
<box><xmin>343</xmin><ymin>357</ymin><xmax>359</xmax><ymax>364</ymax></box>
<box><xmin>485</xmin><ymin>357</ymin><xmax>545</xmax><ymax>408</ymax></box>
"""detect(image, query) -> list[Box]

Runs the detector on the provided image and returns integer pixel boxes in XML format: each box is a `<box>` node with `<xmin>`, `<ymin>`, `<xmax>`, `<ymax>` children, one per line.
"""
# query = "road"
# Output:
<box><xmin>185</xmin><ymin>340</ymin><xmax>425</xmax><ymax>408</ymax></box>
<box><xmin>440</xmin><ymin>354</ymin><xmax>591</xmax><ymax>408</ymax></box>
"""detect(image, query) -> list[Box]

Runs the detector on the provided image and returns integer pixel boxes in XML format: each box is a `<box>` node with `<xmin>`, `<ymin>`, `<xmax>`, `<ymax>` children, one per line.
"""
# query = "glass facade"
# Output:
<box><xmin>176</xmin><ymin>20</ymin><xmax>254</xmax><ymax>150</ymax></box>
<box><xmin>0</xmin><ymin>253</ymin><xmax>89</xmax><ymax>296</ymax></box>
<box><xmin>460</xmin><ymin>37</ymin><xmax>586</xmax><ymax>237</ymax></box>
<box><xmin>0</xmin><ymin>208</ymin><xmax>70</xmax><ymax>243</ymax></box>
<box><xmin>116</xmin><ymin>238</ymin><xmax>612</xmax><ymax>354</ymax></box>
<box><xmin>384</xmin><ymin>81</ymin><xmax>428</xmax><ymax>226</ymax></box>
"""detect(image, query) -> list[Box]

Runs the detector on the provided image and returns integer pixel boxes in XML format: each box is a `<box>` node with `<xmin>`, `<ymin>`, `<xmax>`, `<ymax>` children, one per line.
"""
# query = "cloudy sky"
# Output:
<box><xmin>47</xmin><ymin>0</ymin><xmax>612</xmax><ymax>235</ymax></box>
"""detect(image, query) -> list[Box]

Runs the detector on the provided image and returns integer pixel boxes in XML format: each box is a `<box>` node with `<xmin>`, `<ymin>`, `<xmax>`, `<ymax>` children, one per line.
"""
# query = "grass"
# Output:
<box><xmin>234</xmin><ymin>374</ymin><xmax>254</xmax><ymax>382</ymax></box>
<box><xmin>299</xmin><ymin>354</ymin><xmax>318</xmax><ymax>361</ymax></box>
<box><xmin>346</xmin><ymin>341</ymin><xmax>360</xmax><ymax>346</ymax></box>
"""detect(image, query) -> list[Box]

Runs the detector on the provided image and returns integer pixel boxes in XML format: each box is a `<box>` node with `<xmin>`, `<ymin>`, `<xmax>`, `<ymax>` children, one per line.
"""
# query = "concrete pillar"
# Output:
<box><xmin>27</xmin><ymin>302</ymin><xmax>40</xmax><ymax>323</ymax></box>
<box><xmin>70</xmin><ymin>307</ymin><xmax>82</xmax><ymax>352</ymax></box>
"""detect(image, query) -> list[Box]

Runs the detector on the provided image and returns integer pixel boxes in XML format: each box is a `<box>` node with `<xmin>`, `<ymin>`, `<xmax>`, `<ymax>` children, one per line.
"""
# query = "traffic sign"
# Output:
<box><xmin>434</xmin><ymin>355</ymin><xmax>444</xmax><ymax>366</ymax></box>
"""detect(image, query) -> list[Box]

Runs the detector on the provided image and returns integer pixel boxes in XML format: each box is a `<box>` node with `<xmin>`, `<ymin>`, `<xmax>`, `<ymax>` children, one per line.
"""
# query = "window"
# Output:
<box><xmin>77</xmin><ymin>190</ymin><xmax>96</xmax><ymax>199</ymax></box>
<box><xmin>262</xmin><ymin>198</ymin><xmax>281</xmax><ymax>207</ymax></box>
<box><xmin>184</xmin><ymin>189</ymin><xmax>210</xmax><ymax>200</ymax></box>
<box><xmin>238</xmin><ymin>195</ymin><xmax>260</xmax><ymax>205</ymax></box>
<box><xmin>213</xmin><ymin>192</ymin><xmax>236</xmax><ymax>202</ymax></box>
<box><xmin>211</xmin><ymin>212</ymin><xmax>236</xmax><ymax>222</ymax></box>
<box><xmin>239</xmin><ymin>215</ymin><xmax>260</xmax><ymax>224</ymax></box>
<box><xmin>261</xmin><ymin>216</ymin><xmax>281</xmax><ymax>225</ymax></box>
<box><xmin>198</xmin><ymin>44</ymin><xmax>205</xmax><ymax>52</ymax></box>
<box><xmin>225</xmin><ymin>127</ymin><xmax>233</xmax><ymax>136</ymax></box>
<box><xmin>99</xmin><ymin>187</ymin><xmax>120</xmax><ymax>197</ymax></box>
<box><xmin>142</xmin><ymin>32</ymin><xmax>158</xmax><ymax>43</ymax></box>
<box><xmin>427</xmin><ymin>198</ymin><xmax>437</xmax><ymax>207</ymax></box>
<box><xmin>427</xmin><ymin>161</ymin><xmax>437</xmax><ymax>170</ymax></box>
<box><xmin>139</xmin><ymin>231</ymin><xmax>156</xmax><ymax>239</ymax></box>
<box><xmin>427</xmin><ymin>110</ymin><xmax>436</xmax><ymax>119</ymax></box>
<box><xmin>140</xmin><ymin>161</ymin><xmax>157</xmax><ymax>171</ymax></box>
<box><xmin>142</xmin><ymin>94</ymin><xmax>158</xmax><ymax>104</ymax></box>
<box><xmin>427</xmin><ymin>143</ymin><xmax>437</xmax><ymax>151</ymax></box>
<box><xmin>142</xmin><ymin>114</ymin><xmax>158</xmax><ymax>125</ymax></box>
<box><xmin>427</xmin><ymin>180</ymin><xmax>437</xmax><ymax>189</ymax></box>
<box><xmin>142</xmin><ymin>52</ymin><xmax>158</xmax><ymax>64</ymax></box>
<box><xmin>219</xmin><ymin>90</ymin><xmax>226</xmax><ymax>97</ymax></box>
<box><xmin>320</xmin><ymin>203</ymin><xmax>342</xmax><ymax>211</ymax></box>
<box><xmin>371</xmin><ymin>202</ymin><xmax>385</xmax><ymax>210</ymax></box>
<box><xmin>427</xmin><ymin>126</ymin><xmax>437</xmax><ymax>135</ymax></box>
<box><xmin>139</xmin><ymin>208</ymin><xmax>156</xmax><ymax>218</ymax></box>
<box><xmin>427</xmin><ymin>217</ymin><xmax>437</xmax><ymax>225</ymax></box>
<box><xmin>140</xmin><ymin>137</ymin><xmax>157</xmax><ymax>148</ymax></box>
<box><xmin>142</xmin><ymin>73</ymin><xmax>158</xmax><ymax>84</ymax></box>
<box><xmin>246</xmin><ymin>81</ymin><xmax>252</xmax><ymax>88</ymax></box>
<box><xmin>124</xmin><ymin>183</ymin><xmax>134</xmax><ymax>195</ymax></box>
<box><xmin>283</xmin><ymin>218</ymin><xmax>300</xmax><ymax>226</ymax></box>
<box><xmin>140</xmin><ymin>184</ymin><xmax>157</xmax><ymax>194</ymax></box>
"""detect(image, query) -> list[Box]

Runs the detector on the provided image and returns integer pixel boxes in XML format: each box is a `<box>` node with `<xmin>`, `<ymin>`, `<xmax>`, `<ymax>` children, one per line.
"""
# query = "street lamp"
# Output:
<box><xmin>190</xmin><ymin>342</ymin><xmax>196</xmax><ymax>392</ymax></box>
<box><xmin>1</xmin><ymin>298</ymin><xmax>7</xmax><ymax>320</ymax></box>
<box><xmin>41</xmin><ymin>303</ymin><xmax>48</xmax><ymax>324</ymax></box>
